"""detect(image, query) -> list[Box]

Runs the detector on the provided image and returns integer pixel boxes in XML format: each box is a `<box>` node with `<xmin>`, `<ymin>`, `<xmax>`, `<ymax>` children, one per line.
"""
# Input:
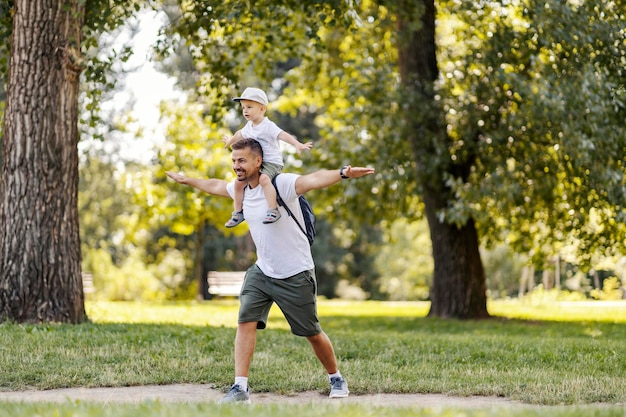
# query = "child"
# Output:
<box><xmin>223</xmin><ymin>87</ymin><xmax>312</xmax><ymax>227</ymax></box>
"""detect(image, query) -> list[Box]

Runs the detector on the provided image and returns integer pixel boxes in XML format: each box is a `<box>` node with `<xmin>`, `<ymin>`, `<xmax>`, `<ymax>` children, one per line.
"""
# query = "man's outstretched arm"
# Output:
<box><xmin>295</xmin><ymin>165</ymin><xmax>375</xmax><ymax>195</ymax></box>
<box><xmin>165</xmin><ymin>171</ymin><xmax>231</xmax><ymax>198</ymax></box>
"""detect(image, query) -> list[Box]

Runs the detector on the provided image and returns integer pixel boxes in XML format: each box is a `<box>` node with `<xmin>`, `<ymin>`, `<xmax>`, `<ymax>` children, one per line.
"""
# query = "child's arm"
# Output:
<box><xmin>222</xmin><ymin>130</ymin><xmax>245</xmax><ymax>148</ymax></box>
<box><xmin>278</xmin><ymin>131</ymin><xmax>313</xmax><ymax>153</ymax></box>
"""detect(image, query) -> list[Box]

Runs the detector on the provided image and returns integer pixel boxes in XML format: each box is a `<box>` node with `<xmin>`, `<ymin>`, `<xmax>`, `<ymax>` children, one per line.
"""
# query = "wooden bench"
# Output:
<box><xmin>82</xmin><ymin>272</ymin><xmax>95</xmax><ymax>295</ymax></box>
<box><xmin>207</xmin><ymin>271</ymin><xmax>246</xmax><ymax>297</ymax></box>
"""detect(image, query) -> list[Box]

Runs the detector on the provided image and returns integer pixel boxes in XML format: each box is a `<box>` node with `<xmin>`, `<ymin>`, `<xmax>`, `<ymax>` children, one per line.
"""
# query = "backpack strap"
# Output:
<box><xmin>271</xmin><ymin>174</ymin><xmax>308</xmax><ymax>239</ymax></box>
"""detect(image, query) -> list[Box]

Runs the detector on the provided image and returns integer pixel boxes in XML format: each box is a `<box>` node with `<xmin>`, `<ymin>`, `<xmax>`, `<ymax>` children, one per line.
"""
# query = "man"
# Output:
<box><xmin>166</xmin><ymin>138</ymin><xmax>375</xmax><ymax>403</ymax></box>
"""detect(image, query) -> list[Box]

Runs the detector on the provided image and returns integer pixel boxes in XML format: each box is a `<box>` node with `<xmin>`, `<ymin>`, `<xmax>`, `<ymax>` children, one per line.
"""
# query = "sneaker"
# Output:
<box><xmin>218</xmin><ymin>384</ymin><xmax>251</xmax><ymax>404</ymax></box>
<box><xmin>329</xmin><ymin>376</ymin><xmax>349</xmax><ymax>398</ymax></box>
<box><xmin>225</xmin><ymin>211</ymin><xmax>245</xmax><ymax>228</ymax></box>
<box><xmin>262</xmin><ymin>208</ymin><xmax>281</xmax><ymax>224</ymax></box>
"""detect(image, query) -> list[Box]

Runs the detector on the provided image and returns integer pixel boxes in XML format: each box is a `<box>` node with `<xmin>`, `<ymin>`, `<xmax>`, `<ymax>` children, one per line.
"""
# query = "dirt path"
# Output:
<box><xmin>0</xmin><ymin>384</ymin><xmax>530</xmax><ymax>408</ymax></box>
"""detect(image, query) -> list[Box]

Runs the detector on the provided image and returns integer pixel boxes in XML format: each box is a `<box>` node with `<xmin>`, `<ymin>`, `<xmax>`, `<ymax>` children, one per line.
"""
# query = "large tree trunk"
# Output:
<box><xmin>423</xmin><ymin>191</ymin><xmax>489</xmax><ymax>318</ymax></box>
<box><xmin>0</xmin><ymin>0</ymin><xmax>86</xmax><ymax>323</ymax></box>
<box><xmin>396</xmin><ymin>0</ymin><xmax>489</xmax><ymax>318</ymax></box>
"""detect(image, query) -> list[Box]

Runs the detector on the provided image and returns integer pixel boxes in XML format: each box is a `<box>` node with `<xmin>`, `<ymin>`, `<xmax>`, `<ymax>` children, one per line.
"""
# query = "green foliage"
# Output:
<box><xmin>83</xmin><ymin>0</ymin><xmax>150</xmax><ymax>36</ymax></box>
<box><xmin>590</xmin><ymin>277</ymin><xmax>624</xmax><ymax>301</ymax></box>
<box><xmin>374</xmin><ymin>219</ymin><xmax>433</xmax><ymax>301</ymax></box>
<box><xmin>82</xmin><ymin>247</ymin><xmax>194</xmax><ymax>301</ymax></box>
<box><xmin>156</xmin><ymin>0</ymin><xmax>353</xmax><ymax>93</ymax></box>
<box><xmin>0</xmin><ymin>0</ymin><xmax>151</xmax><ymax>142</ymax></box>
<box><xmin>314</xmin><ymin>221</ymin><xmax>384</xmax><ymax>299</ymax></box>
<box><xmin>79</xmin><ymin>154</ymin><xmax>134</xmax><ymax>263</ymax></box>
<box><xmin>148</xmin><ymin>101</ymin><xmax>238</xmax><ymax>236</ymax></box>
<box><xmin>78</xmin><ymin>145</ymin><xmax>202</xmax><ymax>300</ymax></box>
<box><xmin>481</xmin><ymin>244</ymin><xmax>526</xmax><ymax>299</ymax></box>
<box><xmin>80</xmin><ymin>2</ymin><xmax>151</xmax><ymax>140</ymax></box>
<box><xmin>435</xmin><ymin>0</ymin><xmax>626</xmax><ymax>263</ymax></box>
<box><xmin>0</xmin><ymin>0</ymin><xmax>12</xmax><ymax>72</ymax></box>
<box><xmin>281</xmin><ymin>0</ymin><xmax>625</xmax><ymax>264</ymax></box>
<box><xmin>154</xmin><ymin>0</ymin><xmax>389</xmax><ymax>225</ymax></box>
<box><xmin>516</xmin><ymin>287</ymin><xmax>587</xmax><ymax>304</ymax></box>
<box><xmin>277</xmin><ymin>1</ymin><xmax>413</xmax><ymax>222</ymax></box>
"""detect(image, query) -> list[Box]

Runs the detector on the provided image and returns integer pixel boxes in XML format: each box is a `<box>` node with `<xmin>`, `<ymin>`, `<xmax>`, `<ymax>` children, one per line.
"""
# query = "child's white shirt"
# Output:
<box><xmin>240</xmin><ymin>117</ymin><xmax>284</xmax><ymax>166</ymax></box>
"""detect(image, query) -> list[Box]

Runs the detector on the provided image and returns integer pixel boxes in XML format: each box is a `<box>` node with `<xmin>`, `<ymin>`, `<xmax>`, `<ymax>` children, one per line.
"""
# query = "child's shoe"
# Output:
<box><xmin>225</xmin><ymin>211</ymin><xmax>245</xmax><ymax>228</ymax></box>
<box><xmin>262</xmin><ymin>208</ymin><xmax>281</xmax><ymax>224</ymax></box>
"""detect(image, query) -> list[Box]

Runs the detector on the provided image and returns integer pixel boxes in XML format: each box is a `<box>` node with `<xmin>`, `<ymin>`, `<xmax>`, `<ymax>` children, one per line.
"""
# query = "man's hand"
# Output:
<box><xmin>341</xmin><ymin>165</ymin><xmax>375</xmax><ymax>179</ymax></box>
<box><xmin>165</xmin><ymin>171</ymin><xmax>188</xmax><ymax>184</ymax></box>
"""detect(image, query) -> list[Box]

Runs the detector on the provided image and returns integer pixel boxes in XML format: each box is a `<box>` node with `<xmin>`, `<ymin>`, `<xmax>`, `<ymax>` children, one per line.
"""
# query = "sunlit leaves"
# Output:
<box><xmin>437</xmin><ymin>0</ymin><xmax>626</xmax><ymax>263</ymax></box>
<box><xmin>148</xmin><ymin>100</ymin><xmax>241</xmax><ymax>237</ymax></box>
<box><xmin>158</xmin><ymin>0</ymin><xmax>625</xmax><ymax>266</ymax></box>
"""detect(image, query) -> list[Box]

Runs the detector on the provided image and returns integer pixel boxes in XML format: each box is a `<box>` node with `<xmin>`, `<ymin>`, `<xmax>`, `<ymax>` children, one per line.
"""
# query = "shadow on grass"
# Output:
<box><xmin>271</xmin><ymin>314</ymin><xmax>626</xmax><ymax>339</ymax></box>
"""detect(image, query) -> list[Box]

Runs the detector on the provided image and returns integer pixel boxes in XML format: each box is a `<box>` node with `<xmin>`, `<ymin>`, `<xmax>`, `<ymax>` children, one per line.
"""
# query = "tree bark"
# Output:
<box><xmin>0</xmin><ymin>0</ymin><xmax>86</xmax><ymax>323</ymax></box>
<box><xmin>396</xmin><ymin>0</ymin><xmax>489</xmax><ymax>318</ymax></box>
<box><xmin>423</xmin><ymin>192</ymin><xmax>489</xmax><ymax>318</ymax></box>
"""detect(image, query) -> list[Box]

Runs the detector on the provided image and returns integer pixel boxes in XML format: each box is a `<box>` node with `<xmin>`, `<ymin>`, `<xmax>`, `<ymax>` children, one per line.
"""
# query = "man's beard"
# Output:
<box><xmin>235</xmin><ymin>170</ymin><xmax>248</xmax><ymax>181</ymax></box>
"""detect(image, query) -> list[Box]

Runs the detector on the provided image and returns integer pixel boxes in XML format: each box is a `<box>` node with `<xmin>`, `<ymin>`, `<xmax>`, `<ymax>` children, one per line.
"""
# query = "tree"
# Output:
<box><xmin>0</xmin><ymin>0</ymin><xmax>145</xmax><ymax>322</ymax></box>
<box><xmin>0</xmin><ymin>0</ymin><xmax>87</xmax><ymax>322</ymax></box>
<box><xmin>394</xmin><ymin>0</ymin><xmax>489</xmax><ymax>318</ymax></box>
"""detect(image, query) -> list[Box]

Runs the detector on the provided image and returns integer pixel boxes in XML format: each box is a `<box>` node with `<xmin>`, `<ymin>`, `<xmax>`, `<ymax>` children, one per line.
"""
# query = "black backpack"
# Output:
<box><xmin>271</xmin><ymin>174</ymin><xmax>316</xmax><ymax>245</ymax></box>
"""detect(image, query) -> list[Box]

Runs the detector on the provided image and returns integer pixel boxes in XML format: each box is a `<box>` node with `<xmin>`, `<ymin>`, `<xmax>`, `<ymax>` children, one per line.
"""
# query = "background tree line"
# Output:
<box><xmin>0</xmin><ymin>0</ymin><xmax>624</xmax><ymax>323</ymax></box>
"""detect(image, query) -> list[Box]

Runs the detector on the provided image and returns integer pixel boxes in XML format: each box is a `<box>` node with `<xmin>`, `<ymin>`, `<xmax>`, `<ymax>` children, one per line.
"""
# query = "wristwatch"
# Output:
<box><xmin>340</xmin><ymin>165</ymin><xmax>349</xmax><ymax>179</ymax></box>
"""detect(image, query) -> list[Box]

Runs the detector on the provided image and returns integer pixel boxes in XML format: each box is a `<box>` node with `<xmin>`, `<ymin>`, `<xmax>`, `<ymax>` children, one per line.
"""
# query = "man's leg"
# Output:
<box><xmin>235</xmin><ymin>321</ymin><xmax>258</xmax><ymax>377</ymax></box>
<box><xmin>272</xmin><ymin>270</ymin><xmax>350</xmax><ymax>399</ymax></box>
<box><xmin>272</xmin><ymin>270</ymin><xmax>349</xmax><ymax>398</ymax></box>
<box><xmin>219</xmin><ymin>321</ymin><xmax>258</xmax><ymax>404</ymax></box>
<box><xmin>307</xmin><ymin>331</ymin><xmax>350</xmax><ymax>398</ymax></box>
<box><xmin>306</xmin><ymin>331</ymin><xmax>338</xmax><ymax>374</ymax></box>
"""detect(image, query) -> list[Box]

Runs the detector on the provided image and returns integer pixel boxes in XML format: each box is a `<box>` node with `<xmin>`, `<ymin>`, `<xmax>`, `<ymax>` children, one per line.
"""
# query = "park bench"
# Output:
<box><xmin>82</xmin><ymin>272</ymin><xmax>95</xmax><ymax>295</ymax></box>
<box><xmin>207</xmin><ymin>271</ymin><xmax>246</xmax><ymax>297</ymax></box>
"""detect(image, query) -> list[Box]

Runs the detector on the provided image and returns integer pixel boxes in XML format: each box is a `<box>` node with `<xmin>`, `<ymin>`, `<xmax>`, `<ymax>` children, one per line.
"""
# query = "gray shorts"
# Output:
<box><xmin>260</xmin><ymin>162</ymin><xmax>283</xmax><ymax>180</ymax></box>
<box><xmin>238</xmin><ymin>264</ymin><xmax>322</xmax><ymax>337</ymax></box>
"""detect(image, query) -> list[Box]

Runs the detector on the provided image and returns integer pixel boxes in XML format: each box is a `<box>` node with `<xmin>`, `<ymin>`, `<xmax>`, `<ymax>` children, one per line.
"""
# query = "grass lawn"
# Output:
<box><xmin>0</xmin><ymin>299</ymin><xmax>625</xmax><ymax>417</ymax></box>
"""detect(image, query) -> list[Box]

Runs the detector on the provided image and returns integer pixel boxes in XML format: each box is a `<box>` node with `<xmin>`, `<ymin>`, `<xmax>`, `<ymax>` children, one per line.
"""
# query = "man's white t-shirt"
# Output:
<box><xmin>240</xmin><ymin>117</ymin><xmax>284</xmax><ymax>167</ymax></box>
<box><xmin>226</xmin><ymin>173</ymin><xmax>314</xmax><ymax>278</ymax></box>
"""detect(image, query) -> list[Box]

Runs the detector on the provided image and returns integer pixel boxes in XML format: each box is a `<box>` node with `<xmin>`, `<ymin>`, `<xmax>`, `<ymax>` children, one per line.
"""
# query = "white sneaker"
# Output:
<box><xmin>329</xmin><ymin>376</ymin><xmax>349</xmax><ymax>398</ymax></box>
<box><xmin>218</xmin><ymin>384</ymin><xmax>251</xmax><ymax>404</ymax></box>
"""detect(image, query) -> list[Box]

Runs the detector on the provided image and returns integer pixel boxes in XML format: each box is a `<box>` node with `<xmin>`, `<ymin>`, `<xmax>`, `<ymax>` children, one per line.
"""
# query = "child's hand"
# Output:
<box><xmin>296</xmin><ymin>142</ymin><xmax>313</xmax><ymax>153</ymax></box>
<box><xmin>222</xmin><ymin>135</ymin><xmax>232</xmax><ymax>148</ymax></box>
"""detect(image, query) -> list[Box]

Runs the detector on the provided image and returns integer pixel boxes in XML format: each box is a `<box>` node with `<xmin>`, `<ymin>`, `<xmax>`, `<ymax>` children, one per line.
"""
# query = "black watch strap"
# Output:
<box><xmin>340</xmin><ymin>165</ymin><xmax>349</xmax><ymax>179</ymax></box>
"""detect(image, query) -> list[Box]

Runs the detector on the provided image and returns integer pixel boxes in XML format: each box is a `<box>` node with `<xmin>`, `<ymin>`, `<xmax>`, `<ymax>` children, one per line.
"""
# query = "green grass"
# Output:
<box><xmin>0</xmin><ymin>402</ymin><xmax>625</xmax><ymax>417</ymax></box>
<box><xmin>1</xmin><ymin>299</ymin><xmax>625</xmax><ymax>417</ymax></box>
